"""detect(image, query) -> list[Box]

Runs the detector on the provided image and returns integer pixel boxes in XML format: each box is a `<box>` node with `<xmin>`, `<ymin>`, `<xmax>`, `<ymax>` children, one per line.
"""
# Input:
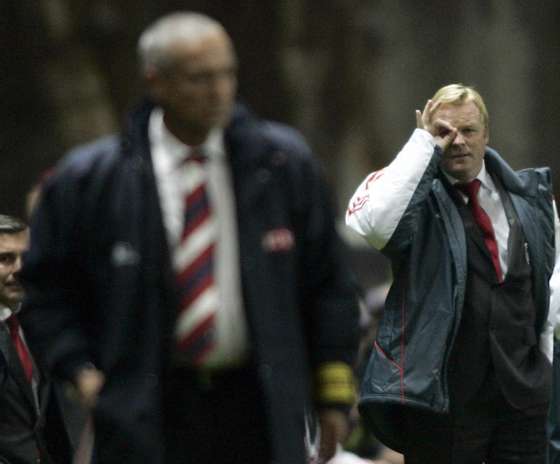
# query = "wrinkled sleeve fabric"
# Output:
<box><xmin>549</xmin><ymin>202</ymin><xmax>560</xmax><ymax>329</ymax></box>
<box><xmin>345</xmin><ymin>129</ymin><xmax>436</xmax><ymax>251</ymax></box>
<box><xmin>548</xmin><ymin>202</ymin><xmax>560</xmax><ymax>462</ymax></box>
<box><xmin>543</xmin><ymin>201</ymin><xmax>560</xmax><ymax>362</ymax></box>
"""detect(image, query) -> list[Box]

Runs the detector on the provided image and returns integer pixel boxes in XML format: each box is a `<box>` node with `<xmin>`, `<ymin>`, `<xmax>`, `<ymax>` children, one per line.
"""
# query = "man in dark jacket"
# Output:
<box><xmin>0</xmin><ymin>215</ymin><xmax>72</xmax><ymax>464</ymax></box>
<box><xmin>20</xmin><ymin>11</ymin><xmax>359</xmax><ymax>464</ymax></box>
<box><xmin>347</xmin><ymin>84</ymin><xmax>560</xmax><ymax>463</ymax></box>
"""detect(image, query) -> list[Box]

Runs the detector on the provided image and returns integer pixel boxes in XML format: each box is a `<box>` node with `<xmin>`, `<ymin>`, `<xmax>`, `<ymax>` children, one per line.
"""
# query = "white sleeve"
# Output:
<box><xmin>541</xmin><ymin>200</ymin><xmax>560</xmax><ymax>362</ymax></box>
<box><xmin>345</xmin><ymin>129</ymin><xmax>436</xmax><ymax>250</ymax></box>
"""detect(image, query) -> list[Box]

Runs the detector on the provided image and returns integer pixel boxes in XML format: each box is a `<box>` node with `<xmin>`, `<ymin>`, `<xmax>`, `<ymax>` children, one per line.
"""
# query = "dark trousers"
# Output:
<box><xmin>162</xmin><ymin>364</ymin><xmax>271</xmax><ymax>464</ymax></box>
<box><xmin>402</xmin><ymin>385</ymin><xmax>548</xmax><ymax>464</ymax></box>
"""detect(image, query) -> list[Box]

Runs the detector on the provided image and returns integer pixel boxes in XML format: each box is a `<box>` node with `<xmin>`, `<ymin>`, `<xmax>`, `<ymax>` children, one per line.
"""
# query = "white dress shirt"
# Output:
<box><xmin>150</xmin><ymin>108</ymin><xmax>249</xmax><ymax>368</ymax></box>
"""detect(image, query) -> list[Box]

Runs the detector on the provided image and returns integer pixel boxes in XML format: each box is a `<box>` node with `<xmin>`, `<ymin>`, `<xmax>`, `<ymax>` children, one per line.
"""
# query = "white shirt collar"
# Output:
<box><xmin>0</xmin><ymin>305</ymin><xmax>13</xmax><ymax>322</ymax></box>
<box><xmin>149</xmin><ymin>107</ymin><xmax>225</xmax><ymax>165</ymax></box>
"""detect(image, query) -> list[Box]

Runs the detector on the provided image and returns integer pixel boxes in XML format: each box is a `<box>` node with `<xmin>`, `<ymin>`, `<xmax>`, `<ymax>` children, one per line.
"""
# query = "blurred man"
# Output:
<box><xmin>0</xmin><ymin>215</ymin><xmax>71</xmax><ymax>463</ymax></box>
<box><xmin>347</xmin><ymin>84</ymin><xmax>560</xmax><ymax>463</ymax></box>
<box><xmin>21</xmin><ymin>11</ymin><xmax>359</xmax><ymax>464</ymax></box>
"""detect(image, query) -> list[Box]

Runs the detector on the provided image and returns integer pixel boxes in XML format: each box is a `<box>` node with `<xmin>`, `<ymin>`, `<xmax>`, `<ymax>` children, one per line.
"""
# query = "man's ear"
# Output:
<box><xmin>144</xmin><ymin>67</ymin><xmax>165</xmax><ymax>102</ymax></box>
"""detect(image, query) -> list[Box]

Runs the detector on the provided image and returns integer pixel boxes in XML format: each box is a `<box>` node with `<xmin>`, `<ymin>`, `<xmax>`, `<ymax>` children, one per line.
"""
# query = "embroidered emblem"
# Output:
<box><xmin>365</xmin><ymin>169</ymin><xmax>385</xmax><ymax>189</ymax></box>
<box><xmin>347</xmin><ymin>169</ymin><xmax>385</xmax><ymax>217</ymax></box>
<box><xmin>347</xmin><ymin>194</ymin><xmax>370</xmax><ymax>216</ymax></box>
<box><xmin>262</xmin><ymin>228</ymin><xmax>294</xmax><ymax>253</ymax></box>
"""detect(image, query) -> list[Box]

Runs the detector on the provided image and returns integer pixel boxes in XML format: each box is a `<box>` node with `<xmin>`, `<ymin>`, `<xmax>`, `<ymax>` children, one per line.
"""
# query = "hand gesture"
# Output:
<box><xmin>415</xmin><ymin>99</ymin><xmax>457</xmax><ymax>152</ymax></box>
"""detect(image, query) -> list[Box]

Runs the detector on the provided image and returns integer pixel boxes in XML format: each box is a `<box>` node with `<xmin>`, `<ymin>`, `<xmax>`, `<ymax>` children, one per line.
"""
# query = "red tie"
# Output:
<box><xmin>7</xmin><ymin>315</ymin><xmax>34</xmax><ymax>382</ymax></box>
<box><xmin>456</xmin><ymin>179</ymin><xmax>503</xmax><ymax>281</ymax></box>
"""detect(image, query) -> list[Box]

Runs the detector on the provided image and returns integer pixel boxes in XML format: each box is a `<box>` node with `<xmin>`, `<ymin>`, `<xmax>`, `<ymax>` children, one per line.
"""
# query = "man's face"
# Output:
<box><xmin>150</xmin><ymin>30</ymin><xmax>238</xmax><ymax>140</ymax></box>
<box><xmin>432</xmin><ymin>101</ymin><xmax>489</xmax><ymax>181</ymax></box>
<box><xmin>0</xmin><ymin>230</ymin><xmax>29</xmax><ymax>309</ymax></box>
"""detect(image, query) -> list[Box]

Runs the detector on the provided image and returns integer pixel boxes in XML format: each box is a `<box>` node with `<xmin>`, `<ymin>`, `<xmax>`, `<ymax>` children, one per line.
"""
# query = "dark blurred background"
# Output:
<box><xmin>2</xmin><ymin>0</ymin><xmax>560</xmax><ymax>288</ymax></box>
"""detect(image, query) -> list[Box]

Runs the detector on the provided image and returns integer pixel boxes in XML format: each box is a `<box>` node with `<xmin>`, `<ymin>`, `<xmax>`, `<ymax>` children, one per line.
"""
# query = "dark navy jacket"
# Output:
<box><xmin>20</xmin><ymin>102</ymin><xmax>359</xmax><ymax>464</ymax></box>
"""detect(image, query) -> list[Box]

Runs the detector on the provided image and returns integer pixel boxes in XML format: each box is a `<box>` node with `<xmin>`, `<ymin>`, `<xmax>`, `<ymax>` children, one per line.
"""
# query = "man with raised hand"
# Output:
<box><xmin>347</xmin><ymin>84</ymin><xmax>560</xmax><ymax>463</ymax></box>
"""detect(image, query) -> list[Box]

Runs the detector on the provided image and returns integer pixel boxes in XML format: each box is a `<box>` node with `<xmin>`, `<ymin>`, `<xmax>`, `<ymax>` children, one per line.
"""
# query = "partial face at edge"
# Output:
<box><xmin>0</xmin><ymin>230</ymin><xmax>29</xmax><ymax>309</ymax></box>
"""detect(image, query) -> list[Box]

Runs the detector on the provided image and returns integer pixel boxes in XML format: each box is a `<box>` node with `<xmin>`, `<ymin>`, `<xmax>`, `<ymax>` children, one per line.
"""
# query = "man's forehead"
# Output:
<box><xmin>167</xmin><ymin>30</ymin><xmax>234</xmax><ymax>59</ymax></box>
<box><xmin>0</xmin><ymin>231</ymin><xmax>29</xmax><ymax>249</ymax></box>
<box><xmin>433</xmin><ymin>101</ymin><xmax>483</xmax><ymax>124</ymax></box>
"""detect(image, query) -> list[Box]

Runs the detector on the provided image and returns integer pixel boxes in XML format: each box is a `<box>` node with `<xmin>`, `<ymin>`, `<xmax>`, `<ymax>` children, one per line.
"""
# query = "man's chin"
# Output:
<box><xmin>4</xmin><ymin>291</ymin><xmax>24</xmax><ymax>306</ymax></box>
<box><xmin>443</xmin><ymin>159</ymin><xmax>473</xmax><ymax>177</ymax></box>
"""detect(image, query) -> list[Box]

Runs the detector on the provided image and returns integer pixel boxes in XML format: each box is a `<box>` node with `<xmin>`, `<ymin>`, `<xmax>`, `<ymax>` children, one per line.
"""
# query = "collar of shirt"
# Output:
<box><xmin>0</xmin><ymin>305</ymin><xmax>13</xmax><ymax>322</ymax></box>
<box><xmin>149</xmin><ymin>107</ymin><xmax>225</xmax><ymax>170</ymax></box>
<box><xmin>443</xmin><ymin>160</ymin><xmax>497</xmax><ymax>202</ymax></box>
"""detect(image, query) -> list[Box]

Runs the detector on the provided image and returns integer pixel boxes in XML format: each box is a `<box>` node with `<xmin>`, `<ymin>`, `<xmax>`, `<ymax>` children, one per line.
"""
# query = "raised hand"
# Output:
<box><xmin>415</xmin><ymin>99</ymin><xmax>457</xmax><ymax>152</ymax></box>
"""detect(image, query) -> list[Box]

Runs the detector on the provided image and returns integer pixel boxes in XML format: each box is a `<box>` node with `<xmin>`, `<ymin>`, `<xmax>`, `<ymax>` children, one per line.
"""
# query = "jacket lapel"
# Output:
<box><xmin>0</xmin><ymin>322</ymin><xmax>39</xmax><ymax>414</ymax></box>
<box><xmin>0</xmin><ymin>324</ymin><xmax>10</xmax><ymax>363</ymax></box>
<box><xmin>438</xmin><ymin>177</ymin><xmax>493</xmax><ymax>270</ymax></box>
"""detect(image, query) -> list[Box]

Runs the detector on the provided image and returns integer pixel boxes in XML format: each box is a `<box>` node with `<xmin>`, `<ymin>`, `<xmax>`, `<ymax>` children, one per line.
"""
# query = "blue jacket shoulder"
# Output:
<box><xmin>55</xmin><ymin>135</ymin><xmax>121</xmax><ymax>180</ymax></box>
<box><xmin>260</xmin><ymin>121</ymin><xmax>313</xmax><ymax>160</ymax></box>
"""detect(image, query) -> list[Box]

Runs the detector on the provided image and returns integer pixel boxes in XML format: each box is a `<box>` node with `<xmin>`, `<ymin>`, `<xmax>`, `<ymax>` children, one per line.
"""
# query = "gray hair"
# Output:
<box><xmin>0</xmin><ymin>215</ymin><xmax>27</xmax><ymax>234</ymax></box>
<box><xmin>137</xmin><ymin>12</ymin><xmax>226</xmax><ymax>74</ymax></box>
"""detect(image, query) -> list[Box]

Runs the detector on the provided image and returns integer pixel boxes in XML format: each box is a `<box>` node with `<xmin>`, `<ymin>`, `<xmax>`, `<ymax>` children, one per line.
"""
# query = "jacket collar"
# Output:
<box><xmin>122</xmin><ymin>99</ymin><xmax>267</xmax><ymax>166</ymax></box>
<box><xmin>483</xmin><ymin>147</ymin><xmax>535</xmax><ymax>197</ymax></box>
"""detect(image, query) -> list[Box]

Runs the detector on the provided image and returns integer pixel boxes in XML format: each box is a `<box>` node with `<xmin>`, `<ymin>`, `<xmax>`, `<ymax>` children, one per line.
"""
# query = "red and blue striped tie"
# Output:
<box><xmin>174</xmin><ymin>149</ymin><xmax>218</xmax><ymax>365</ymax></box>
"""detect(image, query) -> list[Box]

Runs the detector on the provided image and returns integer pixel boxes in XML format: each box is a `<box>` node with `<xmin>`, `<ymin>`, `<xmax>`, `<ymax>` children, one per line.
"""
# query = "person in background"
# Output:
<box><xmin>346</xmin><ymin>83</ymin><xmax>560</xmax><ymax>463</ymax></box>
<box><xmin>20</xmin><ymin>11</ymin><xmax>359</xmax><ymax>464</ymax></box>
<box><xmin>0</xmin><ymin>214</ymin><xmax>72</xmax><ymax>464</ymax></box>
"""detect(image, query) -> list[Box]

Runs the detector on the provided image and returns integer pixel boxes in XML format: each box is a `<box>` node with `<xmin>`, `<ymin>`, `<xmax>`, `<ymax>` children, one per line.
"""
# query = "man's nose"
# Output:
<box><xmin>208</xmin><ymin>73</ymin><xmax>235</xmax><ymax>97</ymax></box>
<box><xmin>452</xmin><ymin>132</ymin><xmax>466</xmax><ymax>145</ymax></box>
<box><xmin>12</xmin><ymin>255</ymin><xmax>22</xmax><ymax>273</ymax></box>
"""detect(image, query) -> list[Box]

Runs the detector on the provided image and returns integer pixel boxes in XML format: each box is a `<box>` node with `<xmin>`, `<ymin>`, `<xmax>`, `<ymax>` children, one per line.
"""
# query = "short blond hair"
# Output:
<box><xmin>431</xmin><ymin>84</ymin><xmax>489</xmax><ymax>130</ymax></box>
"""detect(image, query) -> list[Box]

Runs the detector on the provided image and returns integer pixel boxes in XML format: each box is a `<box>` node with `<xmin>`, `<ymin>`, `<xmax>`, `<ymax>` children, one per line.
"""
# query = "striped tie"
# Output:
<box><xmin>174</xmin><ymin>148</ymin><xmax>218</xmax><ymax>365</ymax></box>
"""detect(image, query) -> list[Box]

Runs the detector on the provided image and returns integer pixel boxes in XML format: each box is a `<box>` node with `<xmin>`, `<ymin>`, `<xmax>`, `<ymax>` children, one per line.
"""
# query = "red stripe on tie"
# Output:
<box><xmin>176</xmin><ymin>244</ymin><xmax>214</xmax><ymax>285</ymax></box>
<box><xmin>180</xmin><ymin>208</ymin><xmax>211</xmax><ymax>243</ymax></box>
<box><xmin>183</xmin><ymin>183</ymin><xmax>205</xmax><ymax>207</ymax></box>
<box><xmin>178</xmin><ymin>313</ymin><xmax>215</xmax><ymax>351</ymax></box>
<box><xmin>179</xmin><ymin>272</ymin><xmax>214</xmax><ymax>311</ymax></box>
